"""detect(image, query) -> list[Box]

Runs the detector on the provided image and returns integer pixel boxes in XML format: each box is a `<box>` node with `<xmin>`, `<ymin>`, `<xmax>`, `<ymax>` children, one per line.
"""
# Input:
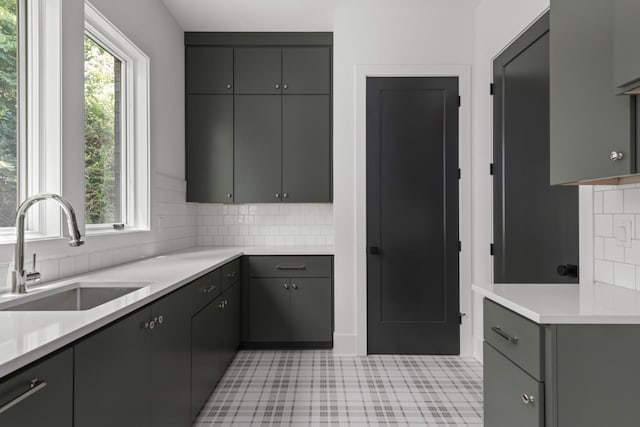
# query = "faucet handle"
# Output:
<box><xmin>26</xmin><ymin>253</ymin><xmax>40</xmax><ymax>284</ymax></box>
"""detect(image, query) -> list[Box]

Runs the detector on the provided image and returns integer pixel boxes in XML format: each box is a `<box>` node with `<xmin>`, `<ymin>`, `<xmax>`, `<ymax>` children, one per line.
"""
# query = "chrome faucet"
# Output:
<box><xmin>11</xmin><ymin>194</ymin><xmax>84</xmax><ymax>294</ymax></box>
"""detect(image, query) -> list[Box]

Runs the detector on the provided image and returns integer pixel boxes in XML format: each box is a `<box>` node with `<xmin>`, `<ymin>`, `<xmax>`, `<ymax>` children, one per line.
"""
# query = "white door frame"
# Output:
<box><xmin>354</xmin><ymin>64</ymin><xmax>473</xmax><ymax>356</ymax></box>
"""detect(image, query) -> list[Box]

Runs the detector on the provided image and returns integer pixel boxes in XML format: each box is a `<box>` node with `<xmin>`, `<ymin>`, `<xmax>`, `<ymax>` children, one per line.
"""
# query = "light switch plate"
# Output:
<box><xmin>615</xmin><ymin>218</ymin><xmax>633</xmax><ymax>248</ymax></box>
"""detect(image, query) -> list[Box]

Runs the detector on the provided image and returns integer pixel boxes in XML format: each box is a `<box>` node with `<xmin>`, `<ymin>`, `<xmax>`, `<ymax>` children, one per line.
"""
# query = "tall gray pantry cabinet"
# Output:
<box><xmin>185</xmin><ymin>33</ymin><xmax>333</xmax><ymax>204</ymax></box>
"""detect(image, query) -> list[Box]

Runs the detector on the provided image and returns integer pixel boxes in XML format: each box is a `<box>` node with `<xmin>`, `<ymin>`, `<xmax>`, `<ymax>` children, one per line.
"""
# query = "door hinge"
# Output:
<box><xmin>458</xmin><ymin>241</ymin><xmax>462</xmax><ymax>252</ymax></box>
<box><xmin>458</xmin><ymin>168</ymin><xmax>461</xmax><ymax>180</ymax></box>
<box><xmin>458</xmin><ymin>312</ymin><xmax>466</xmax><ymax>325</ymax></box>
<box><xmin>458</xmin><ymin>96</ymin><xmax>461</xmax><ymax>107</ymax></box>
<box><xmin>490</xmin><ymin>243</ymin><xmax>495</xmax><ymax>256</ymax></box>
<box><xmin>489</xmin><ymin>163</ymin><xmax>495</xmax><ymax>175</ymax></box>
<box><xmin>490</xmin><ymin>83</ymin><xmax>495</xmax><ymax>95</ymax></box>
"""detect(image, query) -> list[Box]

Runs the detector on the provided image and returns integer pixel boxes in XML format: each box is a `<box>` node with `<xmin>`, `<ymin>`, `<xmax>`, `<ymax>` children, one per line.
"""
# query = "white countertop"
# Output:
<box><xmin>473</xmin><ymin>282</ymin><xmax>640</xmax><ymax>324</ymax></box>
<box><xmin>0</xmin><ymin>245</ymin><xmax>333</xmax><ymax>378</ymax></box>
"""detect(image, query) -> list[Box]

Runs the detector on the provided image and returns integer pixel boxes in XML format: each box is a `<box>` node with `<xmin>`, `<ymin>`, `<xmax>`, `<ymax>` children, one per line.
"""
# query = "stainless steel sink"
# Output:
<box><xmin>2</xmin><ymin>283</ymin><xmax>145</xmax><ymax>311</ymax></box>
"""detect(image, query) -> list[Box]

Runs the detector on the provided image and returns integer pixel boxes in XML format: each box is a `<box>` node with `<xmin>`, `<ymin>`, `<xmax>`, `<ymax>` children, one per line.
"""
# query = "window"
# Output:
<box><xmin>0</xmin><ymin>0</ymin><xmax>20</xmax><ymax>227</ymax></box>
<box><xmin>84</xmin><ymin>1</ymin><xmax>149</xmax><ymax>233</ymax></box>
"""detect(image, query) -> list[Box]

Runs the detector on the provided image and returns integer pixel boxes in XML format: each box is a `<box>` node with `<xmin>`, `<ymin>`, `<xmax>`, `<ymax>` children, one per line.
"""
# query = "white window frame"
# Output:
<box><xmin>84</xmin><ymin>1</ymin><xmax>150</xmax><ymax>235</ymax></box>
<box><xmin>0</xmin><ymin>0</ymin><xmax>63</xmax><ymax>243</ymax></box>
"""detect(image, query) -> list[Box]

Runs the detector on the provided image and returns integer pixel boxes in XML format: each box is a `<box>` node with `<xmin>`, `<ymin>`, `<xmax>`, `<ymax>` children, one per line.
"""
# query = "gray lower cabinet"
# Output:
<box><xmin>234</xmin><ymin>95</ymin><xmax>283</xmax><ymax>203</ymax></box>
<box><xmin>0</xmin><ymin>349</ymin><xmax>73</xmax><ymax>426</ymax></box>
<box><xmin>550</xmin><ymin>0</ymin><xmax>633</xmax><ymax>184</ymax></box>
<box><xmin>282</xmin><ymin>95</ymin><xmax>331</xmax><ymax>203</ymax></box>
<box><xmin>191</xmin><ymin>280</ymin><xmax>241</xmax><ymax>420</ymax></box>
<box><xmin>484</xmin><ymin>298</ymin><xmax>640</xmax><ymax>427</ymax></box>
<box><xmin>186</xmin><ymin>95</ymin><xmax>234</xmax><ymax>203</ymax></box>
<box><xmin>247</xmin><ymin>256</ymin><xmax>333</xmax><ymax>346</ymax></box>
<box><xmin>75</xmin><ymin>307</ymin><xmax>152</xmax><ymax>427</ymax></box>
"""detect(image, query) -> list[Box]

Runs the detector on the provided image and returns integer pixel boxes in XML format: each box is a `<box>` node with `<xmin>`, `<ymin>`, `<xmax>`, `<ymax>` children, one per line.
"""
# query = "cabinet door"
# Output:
<box><xmin>0</xmin><ymin>349</ymin><xmax>73</xmax><ymax>427</ymax></box>
<box><xmin>484</xmin><ymin>343</ymin><xmax>543</xmax><ymax>427</ymax></box>
<box><xmin>614</xmin><ymin>0</ymin><xmax>640</xmax><ymax>93</ymax></box>
<box><xmin>550</xmin><ymin>0</ymin><xmax>632</xmax><ymax>184</ymax></box>
<box><xmin>191</xmin><ymin>300</ymin><xmax>224</xmax><ymax>420</ymax></box>
<box><xmin>234</xmin><ymin>95</ymin><xmax>282</xmax><ymax>203</ymax></box>
<box><xmin>290</xmin><ymin>278</ymin><xmax>332</xmax><ymax>342</ymax></box>
<box><xmin>151</xmin><ymin>290</ymin><xmax>193</xmax><ymax>427</ymax></box>
<box><xmin>282</xmin><ymin>95</ymin><xmax>331</xmax><ymax>203</ymax></box>
<box><xmin>75</xmin><ymin>308</ymin><xmax>152</xmax><ymax>427</ymax></box>
<box><xmin>282</xmin><ymin>47</ymin><xmax>330</xmax><ymax>94</ymax></box>
<box><xmin>220</xmin><ymin>282</ymin><xmax>240</xmax><ymax>371</ymax></box>
<box><xmin>186</xmin><ymin>47</ymin><xmax>233</xmax><ymax>94</ymax></box>
<box><xmin>249</xmin><ymin>278</ymin><xmax>290</xmax><ymax>342</ymax></box>
<box><xmin>186</xmin><ymin>95</ymin><xmax>234</xmax><ymax>203</ymax></box>
<box><xmin>234</xmin><ymin>48</ymin><xmax>281</xmax><ymax>94</ymax></box>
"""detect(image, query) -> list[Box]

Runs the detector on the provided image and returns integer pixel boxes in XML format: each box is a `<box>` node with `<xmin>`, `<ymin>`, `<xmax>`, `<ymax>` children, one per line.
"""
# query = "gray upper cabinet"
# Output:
<box><xmin>282</xmin><ymin>47</ymin><xmax>331</xmax><ymax>94</ymax></box>
<box><xmin>550</xmin><ymin>0</ymin><xmax>633</xmax><ymax>184</ymax></box>
<box><xmin>614</xmin><ymin>0</ymin><xmax>640</xmax><ymax>94</ymax></box>
<box><xmin>186</xmin><ymin>95</ymin><xmax>234</xmax><ymax>203</ymax></box>
<box><xmin>234</xmin><ymin>47</ymin><xmax>282</xmax><ymax>94</ymax></box>
<box><xmin>234</xmin><ymin>95</ymin><xmax>283</xmax><ymax>203</ymax></box>
<box><xmin>0</xmin><ymin>349</ymin><xmax>73</xmax><ymax>427</ymax></box>
<box><xmin>282</xmin><ymin>96</ymin><xmax>331</xmax><ymax>203</ymax></box>
<box><xmin>186</xmin><ymin>47</ymin><xmax>233</xmax><ymax>94</ymax></box>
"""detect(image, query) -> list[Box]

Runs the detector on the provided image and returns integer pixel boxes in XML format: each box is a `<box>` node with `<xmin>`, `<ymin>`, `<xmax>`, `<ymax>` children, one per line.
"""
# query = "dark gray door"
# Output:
<box><xmin>191</xmin><ymin>300</ymin><xmax>223</xmax><ymax>420</ymax></box>
<box><xmin>282</xmin><ymin>95</ymin><xmax>331</xmax><ymax>203</ymax></box>
<box><xmin>151</xmin><ymin>290</ymin><xmax>192</xmax><ymax>427</ymax></box>
<box><xmin>366</xmin><ymin>77</ymin><xmax>459</xmax><ymax>355</ymax></box>
<box><xmin>74</xmin><ymin>308</ymin><xmax>152</xmax><ymax>427</ymax></box>
<box><xmin>282</xmin><ymin>47</ymin><xmax>331</xmax><ymax>94</ymax></box>
<box><xmin>0</xmin><ymin>349</ymin><xmax>73</xmax><ymax>427</ymax></box>
<box><xmin>290</xmin><ymin>278</ymin><xmax>332</xmax><ymax>342</ymax></box>
<box><xmin>186</xmin><ymin>47</ymin><xmax>233</xmax><ymax>94</ymax></box>
<box><xmin>249</xmin><ymin>278</ymin><xmax>290</xmax><ymax>342</ymax></box>
<box><xmin>234</xmin><ymin>48</ymin><xmax>282</xmax><ymax>94</ymax></box>
<box><xmin>493</xmin><ymin>12</ymin><xmax>579</xmax><ymax>283</ymax></box>
<box><xmin>186</xmin><ymin>95</ymin><xmax>234</xmax><ymax>203</ymax></box>
<box><xmin>234</xmin><ymin>95</ymin><xmax>282</xmax><ymax>203</ymax></box>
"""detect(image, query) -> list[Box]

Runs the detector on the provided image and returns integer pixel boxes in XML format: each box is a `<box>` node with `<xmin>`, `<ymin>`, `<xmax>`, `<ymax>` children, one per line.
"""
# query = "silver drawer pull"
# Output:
<box><xmin>276</xmin><ymin>265</ymin><xmax>306</xmax><ymax>270</ymax></box>
<box><xmin>521</xmin><ymin>393</ymin><xmax>535</xmax><ymax>405</ymax></box>
<box><xmin>491</xmin><ymin>326</ymin><xmax>519</xmax><ymax>344</ymax></box>
<box><xmin>0</xmin><ymin>379</ymin><xmax>48</xmax><ymax>414</ymax></box>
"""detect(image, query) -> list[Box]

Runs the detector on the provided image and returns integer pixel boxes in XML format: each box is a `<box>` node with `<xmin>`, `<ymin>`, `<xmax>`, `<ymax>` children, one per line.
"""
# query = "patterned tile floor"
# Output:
<box><xmin>194</xmin><ymin>350</ymin><xmax>483</xmax><ymax>426</ymax></box>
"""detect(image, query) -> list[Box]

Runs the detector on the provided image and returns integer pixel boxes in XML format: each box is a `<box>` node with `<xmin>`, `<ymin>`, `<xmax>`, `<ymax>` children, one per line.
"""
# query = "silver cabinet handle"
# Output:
<box><xmin>202</xmin><ymin>284</ymin><xmax>216</xmax><ymax>294</ymax></box>
<box><xmin>283</xmin><ymin>283</ymin><xmax>289</xmax><ymax>290</ymax></box>
<box><xmin>0</xmin><ymin>379</ymin><xmax>48</xmax><ymax>415</ymax></box>
<box><xmin>491</xmin><ymin>326</ymin><xmax>519</xmax><ymax>344</ymax></box>
<box><xmin>149</xmin><ymin>320</ymin><xmax>155</xmax><ymax>330</ymax></box>
<box><xmin>522</xmin><ymin>394</ymin><xmax>535</xmax><ymax>405</ymax></box>
<box><xmin>610</xmin><ymin>151</ymin><xmax>624</xmax><ymax>161</ymax></box>
<box><xmin>226</xmin><ymin>193</ymin><xmax>232</xmax><ymax>198</ymax></box>
<box><xmin>291</xmin><ymin>283</ymin><xmax>298</xmax><ymax>290</ymax></box>
<box><xmin>275</xmin><ymin>84</ymin><xmax>280</xmax><ymax>89</ymax></box>
<box><xmin>227</xmin><ymin>271</ymin><xmax>237</xmax><ymax>278</ymax></box>
<box><xmin>275</xmin><ymin>193</ymin><xmax>280</xmax><ymax>198</ymax></box>
<box><xmin>158</xmin><ymin>315</ymin><xmax>164</xmax><ymax>324</ymax></box>
<box><xmin>283</xmin><ymin>193</ymin><xmax>289</xmax><ymax>198</ymax></box>
<box><xmin>276</xmin><ymin>265</ymin><xmax>306</xmax><ymax>270</ymax></box>
<box><xmin>283</xmin><ymin>84</ymin><xmax>288</xmax><ymax>89</ymax></box>
<box><xmin>226</xmin><ymin>84</ymin><xmax>232</xmax><ymax>89</ymax></box>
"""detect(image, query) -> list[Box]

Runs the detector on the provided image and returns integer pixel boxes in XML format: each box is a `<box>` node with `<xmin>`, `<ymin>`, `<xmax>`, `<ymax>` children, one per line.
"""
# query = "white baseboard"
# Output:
<box><xmin>332</xmin><ymin>332</ymin><xmax>358</xmax><ymax>356</ymax></box>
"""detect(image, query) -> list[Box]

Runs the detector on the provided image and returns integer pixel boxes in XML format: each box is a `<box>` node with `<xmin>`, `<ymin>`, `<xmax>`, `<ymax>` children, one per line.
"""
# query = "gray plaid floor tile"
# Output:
<box><xmin>193</xmin><ymin>350</ymin><xmax>483</xmax><ymax>426</ymax></box>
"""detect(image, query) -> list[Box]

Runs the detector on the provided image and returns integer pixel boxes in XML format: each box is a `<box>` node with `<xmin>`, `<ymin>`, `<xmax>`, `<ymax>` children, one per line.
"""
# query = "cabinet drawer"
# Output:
<box><xmin>484</xmin><ymin>343</ymin><xmax>544</xmax><ymax>427</ymax></box>
<box><xmin>484</xmin><ymin>299</ymin><xmax>543</xmax><ymax>380</ymax></box>
<box><xmin>221</xmin><ymin>259</ymin><xmax>240</xmax><ymax>290</ymax></box>
<box><xmin>0</xmin><ymin>349</ymin><xmax>73</xmax><ymax>427</ymax></box>
<box><xmin>189</xmin><ymin>269</ymin><xmax>221</xmax><ymax>313</ymax></box>
<box><xmin>249</xmin><ymin>256</ymin><xmax>331</xmax><ymax>278</ymax></box>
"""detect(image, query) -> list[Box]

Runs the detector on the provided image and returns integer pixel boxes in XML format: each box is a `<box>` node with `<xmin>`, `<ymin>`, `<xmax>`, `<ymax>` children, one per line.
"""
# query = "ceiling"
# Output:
<box><xmin>160</xmin><ymin>0</ymin><xmax>340</xmax><ymax>31</ymax></box>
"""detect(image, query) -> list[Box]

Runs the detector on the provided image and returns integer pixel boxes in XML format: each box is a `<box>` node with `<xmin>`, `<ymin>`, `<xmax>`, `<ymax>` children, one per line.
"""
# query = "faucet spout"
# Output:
<box><xmin>12</xmin><ymin>194</ymin><xmax>84</xmax><ymax>294</ymax></box>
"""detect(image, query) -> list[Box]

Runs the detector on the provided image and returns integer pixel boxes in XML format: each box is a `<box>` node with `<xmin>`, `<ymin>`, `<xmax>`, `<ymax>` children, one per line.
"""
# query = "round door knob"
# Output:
<box><xmin>283</xmin><ymin>193</ymin><xmax>289</xmax><ymax>198</ymax></box>
<box><xmin>521</xmin><ymin>394</ymin><xmax>535</xmax><ymax>405</ymax></box>
<box><xmin>283</xmin><ymin>84</ymin><xmax>288</xmax><ymax>89</ymax></box>
<box><xmin>227</xmin><ymin>193</ymin><xmax>232</xmax><ymax>198</ymax></box>
<box><xmin>283</xmin><ymin>283</ymin><xmax>289</xmax><ymax>290</ymax></box>
<box><xmin>226</xmin><ymin>84</ymin><xmax>232</xmax><ymax>89</ymax></box>
<box><xmin>291</xmin><ymin>283</ymin><xmax>298</xmax><ymax>290</ymax></box>
<box><xmin>610</xmin><ymin>151</ymin><xmax>624</xmax><ymax>161</ymax></box>
<box><xmin>275</xmin><ymin>84</ymin><xmax>280</xmax><ymax>89</ymax></box>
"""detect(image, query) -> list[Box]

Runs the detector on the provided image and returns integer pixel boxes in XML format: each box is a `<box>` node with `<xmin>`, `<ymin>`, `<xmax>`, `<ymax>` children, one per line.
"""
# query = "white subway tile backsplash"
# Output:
<box><xmin>624</xmin><ymin>188</ymin><xmax>640</xmax><ymax>213</ymax></box>
<box><xmin>615</xmin><ymin>263</ymin><xmax>636</xmax><ymax>289</ymax></box>
<box><xmin>603</xmin><ymin>237</ymin><xmax>625</xmax><ymax>262</ymax></box>
<box><xmin>604</xmin><ymin>190</ymin><xmax>624</xmax><ymax>213</ymax></box>
<box><xmin>594</xmin><ymin>214</ymin><xmax>614</xmax><ymax>237</ymax></box>
<box><xmin>196</xmin><ymin>203</ymin><xmax>333</xmax><ymax>247</ymax></box>
<box><xmin>595</xmin><ymin>259</ymin><xmax>614</xmax><ymax>283</ymax></box>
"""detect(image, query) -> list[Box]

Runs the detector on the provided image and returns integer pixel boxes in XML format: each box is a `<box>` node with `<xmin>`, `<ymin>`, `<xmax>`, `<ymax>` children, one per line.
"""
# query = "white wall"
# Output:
<box><xmin>332</xmin><ymin>0</ymin><xmax>477</xmax><ymax>355</ymax></box>
<box><xmin>471</xmin><ymin>0</ymin><xmax>550</xmax><ymax>361</ymax></box>
<box><xmin>0</xmin><ymin>0</ymin><xmax>197</xmax><ymax>291</ymax></box>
